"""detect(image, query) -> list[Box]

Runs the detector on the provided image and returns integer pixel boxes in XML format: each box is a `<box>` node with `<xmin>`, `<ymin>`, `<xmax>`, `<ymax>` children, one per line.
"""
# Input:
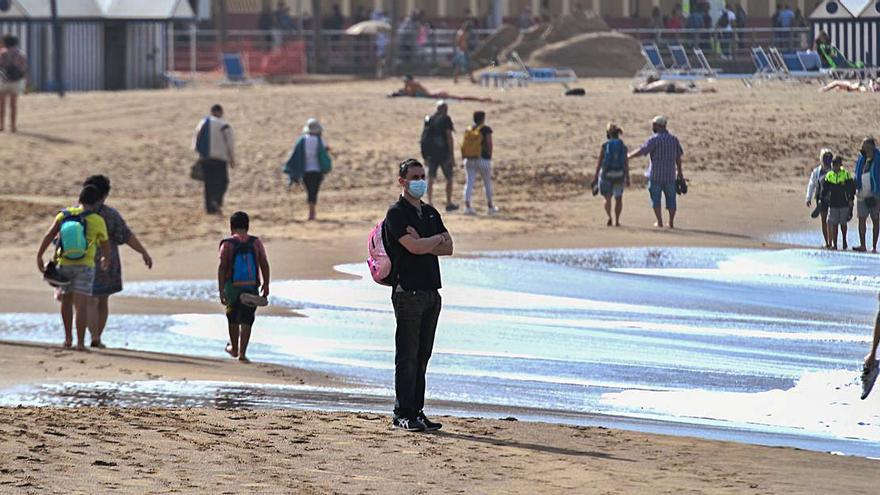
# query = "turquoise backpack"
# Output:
<box><xmin>58</xmin><ymin>210</ymin><xmax>92</xmax><ymax>261</ymax></box>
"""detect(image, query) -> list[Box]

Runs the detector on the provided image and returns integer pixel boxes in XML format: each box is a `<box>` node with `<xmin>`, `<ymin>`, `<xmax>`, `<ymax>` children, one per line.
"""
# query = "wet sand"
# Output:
<box><xmin>0</xmin><ymin>79</ymin><xmax>878</xmax><ymax>491</ymax></box>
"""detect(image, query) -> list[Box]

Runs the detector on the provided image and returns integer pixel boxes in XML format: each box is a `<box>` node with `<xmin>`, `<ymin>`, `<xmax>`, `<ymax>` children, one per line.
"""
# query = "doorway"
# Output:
<box><xmin>104</xmin><ymin>23</ymin><xmax>127</xmax><ymax>90</ymax></box>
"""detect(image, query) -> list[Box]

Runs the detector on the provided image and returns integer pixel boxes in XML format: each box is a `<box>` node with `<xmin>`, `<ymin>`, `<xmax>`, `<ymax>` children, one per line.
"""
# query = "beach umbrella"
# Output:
<box><xmin>345</xmin><ymin>20</ymin><xmax>391</xmax><ymax>35</ymax></box>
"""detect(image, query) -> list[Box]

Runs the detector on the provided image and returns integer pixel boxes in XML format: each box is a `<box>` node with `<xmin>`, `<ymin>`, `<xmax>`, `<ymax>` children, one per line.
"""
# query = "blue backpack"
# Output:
<box><xmin>222</xmin><ymin>236</ymin><xmax>259</xmax><ymax>287</ymax></box>
<box><xmin>601</xmin><ymin>139</ymin><xmax>626</xmax><ymax>181</ymax></box>
<box><xmin>195</xmin><ymin>117</ymin><xmax>211</xmax><ymax>159</ymax></box>
<box><xmin>58</xmin><ymin>210</ymin><xmax>92</xmax><ymax>261</ymax></box>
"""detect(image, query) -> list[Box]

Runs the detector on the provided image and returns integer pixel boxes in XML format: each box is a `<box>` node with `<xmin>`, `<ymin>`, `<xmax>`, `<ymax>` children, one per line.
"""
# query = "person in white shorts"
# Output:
<box><xmin>0</xmin><ymin>34</ymin><xmax>27</xmax><ymax>133</ymax></box>
<box><xmin>461</xmin><ymin>111</ymin><xmax>498</xmax><ymax>216</ymax></box>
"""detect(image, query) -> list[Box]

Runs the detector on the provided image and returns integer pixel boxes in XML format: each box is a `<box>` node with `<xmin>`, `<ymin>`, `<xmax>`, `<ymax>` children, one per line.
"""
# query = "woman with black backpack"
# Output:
<box><xmin>591</xmin><ymin>123</ymin><xmax>630</xmax><ymax>227</ymax></box>
<box><xmin>0</xmin><ymin>34</ymin><xmax>27</xmax><ymax>133</ymax></box>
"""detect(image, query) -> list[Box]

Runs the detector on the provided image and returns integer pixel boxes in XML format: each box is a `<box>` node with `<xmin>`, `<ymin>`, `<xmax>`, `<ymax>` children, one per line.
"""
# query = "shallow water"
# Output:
<box><xmin>2</xmin><ymin>247</ymin><xmax>879</xmax><ymax>456</ymax></box>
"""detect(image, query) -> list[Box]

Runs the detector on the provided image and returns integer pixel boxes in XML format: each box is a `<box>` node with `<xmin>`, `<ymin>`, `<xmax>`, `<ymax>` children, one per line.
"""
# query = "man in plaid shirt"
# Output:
<box><xmin>628</xmin><ymin>115</ymin><xmax>686</xmax><ymax>229</ymax></box>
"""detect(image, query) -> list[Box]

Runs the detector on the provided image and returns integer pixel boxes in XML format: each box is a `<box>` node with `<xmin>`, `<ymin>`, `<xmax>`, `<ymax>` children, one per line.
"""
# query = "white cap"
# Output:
<box><xmin>303</xmin><ymin>118</ymin><xmax>322</xmax><ymax>134</ymax></box>
<box><xmin>436</xmin><ymin>99</ymin><xmax>447</xmax><ymax>109</ymax></box>
<box><xmin>652</xmin><ymin>115</ymin><xmax>668</xmax><ymax>126</ymax></box>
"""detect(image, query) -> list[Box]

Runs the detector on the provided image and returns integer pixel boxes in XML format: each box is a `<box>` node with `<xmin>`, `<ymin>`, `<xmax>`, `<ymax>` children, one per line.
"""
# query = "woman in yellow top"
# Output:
<box><xmin>36</xmin><ymin>185</ymin><xmax>110</xmax><ymax>351</ymax></box>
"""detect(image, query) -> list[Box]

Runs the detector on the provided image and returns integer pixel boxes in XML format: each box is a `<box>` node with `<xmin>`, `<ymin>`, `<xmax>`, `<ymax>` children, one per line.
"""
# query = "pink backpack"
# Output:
<box><xmin>367</xmin><ymin>220</ymin><xmax>394</xmax><ymax>285</ymax></box>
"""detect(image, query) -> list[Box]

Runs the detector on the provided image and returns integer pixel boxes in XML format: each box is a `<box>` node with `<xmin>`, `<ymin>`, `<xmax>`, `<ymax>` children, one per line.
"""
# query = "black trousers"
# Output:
<box><xmin>392</xmin><ymin>289</ymin><xmax>441</xmax><ymax>418</ymax></box>
<box><xmin>303</xmin><ymin>171</ymin><xmax>323</xmax><ymax>204</ymax></box>
<box><xmin>202</xmin><ymin>159</ymin><xmax>229</xmax><ymax>213</ymax></box>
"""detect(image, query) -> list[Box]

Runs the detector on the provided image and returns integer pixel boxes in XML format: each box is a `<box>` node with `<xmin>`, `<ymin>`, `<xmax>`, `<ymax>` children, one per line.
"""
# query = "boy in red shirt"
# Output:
<box><xmin>218</xmin><ymin>211</ymin><xmax>270</xmax><ymax>363</ymax></box>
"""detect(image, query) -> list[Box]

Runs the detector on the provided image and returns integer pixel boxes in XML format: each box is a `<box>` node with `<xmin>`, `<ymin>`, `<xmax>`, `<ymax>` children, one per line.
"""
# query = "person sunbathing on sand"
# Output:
<box><xmin>633</xmin><ymin>76</ymin><xmax>717</xmax><ymax>94</ymax></box>
<box><xmin>389</xmin><ymin>74</ymin><xmax>496</xmax><ymax>102</ymax></box>
<box><xmin>820</xmin><ymin>79</ymin><xmax>880</xmax><ymax>93</ymax></box>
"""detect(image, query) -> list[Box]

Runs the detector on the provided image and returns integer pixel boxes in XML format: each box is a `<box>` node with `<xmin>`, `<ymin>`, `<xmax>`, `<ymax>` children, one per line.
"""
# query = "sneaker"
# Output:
<box><xmin>861</xmin><ymin>360</ymin><xmax>879</xmax><ymax>400</ymax></box>
<box><xmin>464</xmin><ymin>207</ymin><xmax>476</xmax><ymax>215</ymax></box>
<box><xmin>445</xmin><ymin>203</ymin><xmax>459</xmax><ymax>212</ymax></box>
<box><xmin>487</xmin><ymin>206</ymin><xmax>499</xmax><ymax>216</ymax></box>
<box><xmin>240</xmin><ymin>293</ymin><xmax>269</xmax><ymax>307</ymax></box>
<box><xmin>391</xmin><ymin>415</ymin><xmax>426</xmax><ymax>432</ymax></box>
<box><xmin>43</xmin><ymin>262</ymin><xmax>70</xmax><ymax>288</ymax></box>
<box><xmin>417</xmin><ymin>411</ymin><xmax>442</xmax><ymax>431</ymax></box>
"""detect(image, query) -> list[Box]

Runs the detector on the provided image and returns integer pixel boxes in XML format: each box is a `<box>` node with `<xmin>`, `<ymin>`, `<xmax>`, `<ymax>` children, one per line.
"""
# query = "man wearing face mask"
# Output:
<box><xmin>384</xmin><ymin>158</ymin><xmax>454</xmax><ymax>432</ymax></box>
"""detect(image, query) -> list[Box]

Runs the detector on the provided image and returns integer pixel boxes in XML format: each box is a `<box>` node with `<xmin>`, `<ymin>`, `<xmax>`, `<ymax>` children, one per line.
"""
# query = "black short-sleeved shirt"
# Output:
<box><xmin>479</xmin><ymin>125</ymin><xmax>493</xmax><ymax>159</ymax></box>
<box><xmin>426</xmin><ymin>114</ymin><xmax>454</xmax><ymax>160</ymax></box>
<box><xmin>384</xmin><ymin>196</ymin><xmax>448</xmax><ymax>291</ymax></box>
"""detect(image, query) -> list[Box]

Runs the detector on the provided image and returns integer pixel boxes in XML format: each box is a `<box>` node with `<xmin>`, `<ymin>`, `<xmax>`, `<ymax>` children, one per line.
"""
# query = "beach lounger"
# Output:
<box><xmin>751</xmin><ymin>46</ymin><xmax>779</xmax><ymax>80</ymax></box>
<box><xmin>636</xmin><ymin>43</ymin><xmax>703</xmax><ymax>81</ymax></box>
<box><xmin>220</xmin><ymin>53</ymin><xmax>255</xmax><ymax>86</ymax></box>
<box><xmin>668</xmin><ymin>44</ymin><xmax>693</xmax><ymax>71</ymax></box>
<box><xmin>769</xmin><ymin>47</ymin><xmax>826</xmax><ymax>82</ymax></box>
<box><xmin>817</xmin><ymin>44</ymin><xmax>878</xmax><ymax>80</ymax></box>
<box><xmin>163</xmin><ymin>72</ymin><xmax>190</xmax><ymax>89</ymax></box>
<box><xmin>510</xmin><ymin>52</ymin><xmax>577</xmax><ymax>88</ymax></box>
<box><xmin>692</xmin><ymin>48</ymin><xmax>719</xmax><ymax>78</ymax></box>
<box><xmin>638</xmin><ymin>42</ymin><xmax>667</xmax><ymax>78</ymax></box>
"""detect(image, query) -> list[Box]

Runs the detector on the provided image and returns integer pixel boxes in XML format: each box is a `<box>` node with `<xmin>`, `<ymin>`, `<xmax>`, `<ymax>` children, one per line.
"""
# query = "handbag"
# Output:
<box><xmin>190</xmin><ymin>159</ymin><xmax>204</xmax><ymax>181</ymax></box>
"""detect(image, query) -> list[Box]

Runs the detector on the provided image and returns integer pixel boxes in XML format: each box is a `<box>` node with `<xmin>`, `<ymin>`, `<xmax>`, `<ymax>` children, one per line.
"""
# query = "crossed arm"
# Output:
<box><xmin>398</xmin><ymin>227</ymin><xmax>454</xmax><ymax>257</ymax></box>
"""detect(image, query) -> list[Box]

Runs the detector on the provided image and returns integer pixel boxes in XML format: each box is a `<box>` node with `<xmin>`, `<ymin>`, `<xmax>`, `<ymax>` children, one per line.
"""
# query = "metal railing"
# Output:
<box><xmin>171</xmin><ymin>28</ymin><xmax>497</xmax><ymax>76</ymax></box>
<box><xmin>170</xmin><ymin>26</ymin><xmax>811</xmax><ymax>77</ymax></box>
<box><xmin>618</xmin><ymin>27</ymin><xmax>813</xmax><ymax>63</ymax></box>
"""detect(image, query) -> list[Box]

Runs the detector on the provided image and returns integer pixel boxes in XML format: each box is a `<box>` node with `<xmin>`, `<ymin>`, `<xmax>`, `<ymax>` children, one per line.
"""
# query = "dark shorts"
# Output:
<box><xmin>648</xmin><ymin>180</ymin><xmax>677</xmax><ymax>210</ymax></box>
<box><xmin>225</xmin><ymin>283</ymin><xmax>258</xmax><ymax>326</ymax></box>
<box><xmin>426</xmin><ymin>155</ymin><xmax>453</xmax><ymax>180</ymax></box>
<box><xmin>303</xmin><ymin>171</ymin><xmax>323</xmax><ymax>204</ymax></box>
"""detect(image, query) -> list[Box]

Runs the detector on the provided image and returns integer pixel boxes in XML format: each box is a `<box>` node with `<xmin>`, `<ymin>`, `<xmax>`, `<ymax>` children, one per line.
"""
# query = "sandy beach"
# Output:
<box><xmin>1</xmin><ymin>78</ymin><xmax>879</xmax><ymax>492</ymax></box>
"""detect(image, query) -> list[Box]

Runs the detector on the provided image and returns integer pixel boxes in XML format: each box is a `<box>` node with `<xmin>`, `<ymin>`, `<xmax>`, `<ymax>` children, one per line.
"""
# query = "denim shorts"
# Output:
<box><xmin>57</xmin><ymin>265</ymin><xmax>95</xmax><ymax>296</ymax></box>
<box><xmin>648</xmin><ymin>181</ymin><xmax>677</xmax><ymax>210</ymax></box>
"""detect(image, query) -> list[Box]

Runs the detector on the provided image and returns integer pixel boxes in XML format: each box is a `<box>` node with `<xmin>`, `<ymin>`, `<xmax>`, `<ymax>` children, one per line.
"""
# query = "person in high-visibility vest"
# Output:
<box><xmin>821</xmin><ymin>156</ymin><xmax>855</xmax><ymax>250</ymax></box>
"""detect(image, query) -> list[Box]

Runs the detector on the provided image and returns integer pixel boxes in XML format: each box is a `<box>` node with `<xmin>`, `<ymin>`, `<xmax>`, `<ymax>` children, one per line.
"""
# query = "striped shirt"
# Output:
<box><xmin>635</xmin><ymin>131</ymin><xmax>683</xmax><ymax>184</ymax></box>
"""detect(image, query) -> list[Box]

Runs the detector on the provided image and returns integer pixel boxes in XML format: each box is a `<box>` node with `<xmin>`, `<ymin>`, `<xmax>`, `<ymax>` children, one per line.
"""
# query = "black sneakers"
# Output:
<box><xmin>417</xmin><ymin>411</ymin><xmax>442</xmax><ymax>431</ymax></box>
<box><xmin>445</xmin><ymin>203</ymin><xmax>459</xmax><ymax>212</ymax></box>
<box><xmin>392</xmin><ymin>415</ymin><xmax>426</xmax><ymax>432</ymax></box>
<box><xmin>43</xmin><ymin>261</ymin><xmax>70</xmax><ymax>288</ymax></box>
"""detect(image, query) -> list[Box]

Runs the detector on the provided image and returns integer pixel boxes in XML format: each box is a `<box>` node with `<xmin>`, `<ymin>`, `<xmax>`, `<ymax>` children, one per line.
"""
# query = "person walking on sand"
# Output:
<box><xmin>806</xmin><ymin>148</ymin><xmax>834</xmax><ymax>249</ymax></box>
<box><xmin>282</xmin><ymin>118</ymin><xmax>333</xmax><ymax>221</ymax></box>
<box><xmin>627</xmin><ymin>115</ymin><xmax>685</xmax><ymax>229</ymax></box>
<box><xmin>82</xmin><ymin>175</ymin><xmax>153</xmax><ymax>348</ymax></box>
<box><xmin>36</xmin><ymin>185</ymin><xmax>110</xmax><ymax>351</ymax></box>
<box><xmin>452</xmin><ymin>21</ymin><xmax>476</xmax><ymax>84</ymax></box>
<box><xmin>591</xmin><ymin>123</ymin><xmax>630</xmax><ymax>227</ymax></box>
<box><xmin>853</xmin><ymin>137</ymin><xmax>880</xmax><ymax>253</ymax></box>
<box><xmin>385</xmin><ymin>158</ymin><xmax>453</xmax><ymax>432</ymax></box>
<box><xmin>218</xmin><ymin>211</ymin><xmax>270</xmax><ymax>363</ymax></box>
<box><xmin>193</xmin><ymin>104</ymin><xmax>236</xmax><ymax>215</ymax></box>
<box><xmin>0</xmin><ymin>34</ymin><xmax>28</xmax><ymax>133</ymax></box>
<box><xmin>420</xmin><ymin>101</ymin><xmax>459</xmax><ymax>212</ymax></box>
<box><xmin>823</xmin><ymin>156</ymin><xmax>855</xmax><ymax>251</ymax></box>
<box><xmin>461</xmin><ymin>111</ymin><xmax>498</xmax><ymax>216</ymax></box>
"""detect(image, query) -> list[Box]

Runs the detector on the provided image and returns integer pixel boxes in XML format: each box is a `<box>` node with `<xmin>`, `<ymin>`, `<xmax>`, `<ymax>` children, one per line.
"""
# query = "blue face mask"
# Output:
<box><xmin>408</xmin><ymin>179</ymin><xmax>427</xmax><ymax>199</ymax></box>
